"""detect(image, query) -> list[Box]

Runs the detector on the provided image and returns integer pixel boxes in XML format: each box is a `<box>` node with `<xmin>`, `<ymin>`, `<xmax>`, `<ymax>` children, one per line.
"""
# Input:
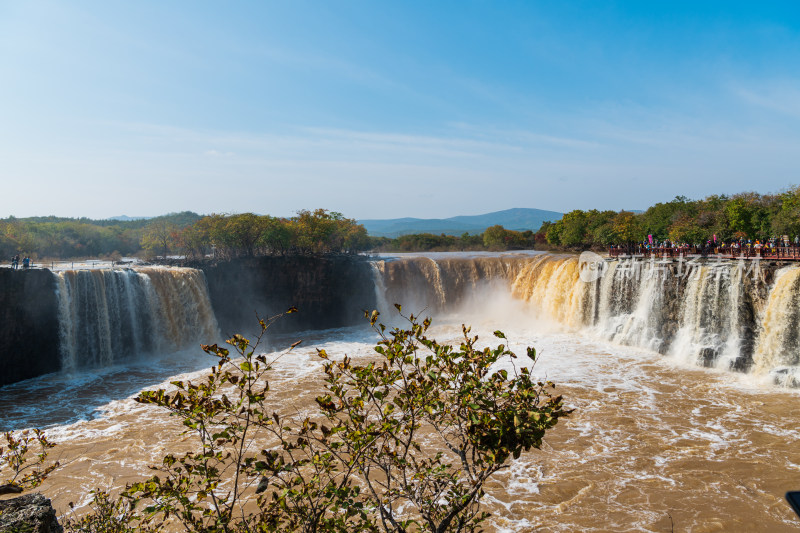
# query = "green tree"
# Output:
<box><xmin>141</xmin><ymin>220</ymin><xmax>178</xmax><ymax>258</ymax></box>
<box><xmin>482</xmin><ymin>225</ymin><xmax>507</xmax><ymax>248</ymax></box>
<box><xmin>289</xmin><ymin>209</ymin><xmax>369</xmax><ymax>254</ymax></box>
<box><xmin>772</xmin><ymin>187</ymin><xmax>800</xmax><ymax>239</ymax></box>
<box><xmin>612</xmin><ymin>211</ymin><xmax>642</xmax><ymax>243</ymax></box>
<box><xmin>696</xmin><ymin>194</ymin><xmax>731</xmax><ymax>242</ymax></box>
<box><xmin>640</xmin><ymin>196</ymin><xmax>695</xmax><ymax>241</ymax></box>
<box><xmin>585</xmin><ymin>210</ymin><xmax>617</xmax><ymax>246</ymax></box>
<box><xmin>559</xmin><ymin>211</ymin><xmax>588</xmax><ymax>247</ymax></box>
<box><xmin>726</xmin><ymin>196</ymin><xmax>758</xmax><ymax>239</ymax></box>
<box><xmin>341</xmin><ymin>222</ymin><xmax>370</xmax><ymax>253</ymax></box>
<box><xmin>545</xmin><ymin>221</ymin><xmax>563</xmax><ymax>246</ymax></box>
<box><xmin>668</xmin><ymin>215</ymin><xmax>706</xmax><ymax>245</ymax></box>
<box><xmin>178</xmin><ymin>222</ymin><xmax>213</xmax><ymax>259</ymax></box>
<box><xmin>258</xmin><ymin>216</ymin><xmax>292</xmax><ymax>254</ymax></box>
<box><xmin>224</xmin><ymin>213</ymin><xmax>266</xmax><ymax>257</ymax></box>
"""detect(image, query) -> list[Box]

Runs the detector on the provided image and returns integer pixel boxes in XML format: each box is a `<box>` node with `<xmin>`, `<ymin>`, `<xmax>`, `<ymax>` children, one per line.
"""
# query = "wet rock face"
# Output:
<box><xmin>0</xmin><ymin>493</ymin><xmax>63</xmax><ymax>533</ymax></box>
<box><xmin>200</xmin><ymin>256</ymin><xmax>378</xmax><ymax>336</ymax></box>
<box><xmin>0</xmin><ymin>258</ymin><xmax>377</xmax><ymax>387</ymax></box>
<box><xmin>0</xmin><ymin>270</ymin><xmax>60</xmax><ymax>387</ymax></box>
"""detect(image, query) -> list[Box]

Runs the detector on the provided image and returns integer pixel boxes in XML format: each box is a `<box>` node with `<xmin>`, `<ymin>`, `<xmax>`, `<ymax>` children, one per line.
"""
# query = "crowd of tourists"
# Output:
<box><xmin>610</xmin><ymin>236</ymin><xmax>800</xmax><ymax>258</ymax></box>
<box><xmin>9</xmin><ymin>254</ymin><xmax>32</xmax><ymax>269</ymax></box>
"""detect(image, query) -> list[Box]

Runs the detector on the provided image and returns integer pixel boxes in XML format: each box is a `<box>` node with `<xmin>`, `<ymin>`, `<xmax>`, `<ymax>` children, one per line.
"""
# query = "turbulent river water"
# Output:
<box><xmin>3</xmin><ymin>252</ymin><xmax>800</xmax><ymax>531</ymax></box>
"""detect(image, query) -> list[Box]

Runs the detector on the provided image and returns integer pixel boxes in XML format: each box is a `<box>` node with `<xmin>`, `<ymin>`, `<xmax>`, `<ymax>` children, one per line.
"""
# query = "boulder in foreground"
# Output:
<box><xmin>0</xmin><ymin>493</ymin><xmax>62</xmax><ymax>533</ymax></box>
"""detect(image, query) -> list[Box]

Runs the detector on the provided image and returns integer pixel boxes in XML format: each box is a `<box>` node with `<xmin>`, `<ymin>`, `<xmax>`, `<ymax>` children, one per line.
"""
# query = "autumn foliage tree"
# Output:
<box><xmin>291</xmin><ymin>209</ymin><xmax>369</xmax><ymax>254</ymax></box>
<box><xmin>612</xmin><ymin>211</ymin><xmax>642</xmax><ymax>244</ymax></box>
<box><xmin>141</xmin><ymin>219</ymin><xmax>179</xmax><ymax>258</ymax></box>
<box><xmin>173</xmin><ymin>209</ymin><xmax>369</xmax><ymax>259</ymax></box>
<box><xmin>0</xmin><ymin>209</ymin><xmax>370</xmax><ymax>260</ymax></box>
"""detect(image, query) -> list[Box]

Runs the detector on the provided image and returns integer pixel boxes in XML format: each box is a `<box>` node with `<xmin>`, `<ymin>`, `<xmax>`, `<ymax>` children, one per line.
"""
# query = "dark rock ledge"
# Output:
<box><xmin>0</xmin><ymin>493</ymin><xmax>62</xmax><ymax>533</ymax></box>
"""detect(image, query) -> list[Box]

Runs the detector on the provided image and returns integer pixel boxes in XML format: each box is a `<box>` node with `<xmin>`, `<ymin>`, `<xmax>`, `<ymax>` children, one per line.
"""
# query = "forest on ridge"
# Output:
<box><xmin>3</xmin><ymin>187</ymin><xmax>800</xmax><ymax>259</ymax></box>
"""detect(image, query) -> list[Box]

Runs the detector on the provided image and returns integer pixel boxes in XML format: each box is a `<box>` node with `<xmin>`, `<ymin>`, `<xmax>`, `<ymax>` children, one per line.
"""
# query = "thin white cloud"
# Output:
<box><xmin>4</xmin><ymin>76</ymin><xmax>800</xmax><ymax>219</ymax></box>
<box><xmin>732</xmin><ymin>80</ymin><xmax>800</xmax><ymax>119</ymax></box>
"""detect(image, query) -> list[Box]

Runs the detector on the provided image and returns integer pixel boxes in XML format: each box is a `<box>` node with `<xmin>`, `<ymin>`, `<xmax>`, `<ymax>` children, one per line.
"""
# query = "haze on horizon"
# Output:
<box><xmin>2</xmin><ymin>1</ymin><xmax>800</xmax><ymax>220</ymax></box>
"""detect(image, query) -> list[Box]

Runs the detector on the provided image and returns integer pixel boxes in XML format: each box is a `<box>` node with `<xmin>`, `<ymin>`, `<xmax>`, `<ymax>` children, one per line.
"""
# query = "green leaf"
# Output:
<box><xmin>527</xmin><ymin>347</ymin><xmax>536</xmax><ymax>361</ymax></box>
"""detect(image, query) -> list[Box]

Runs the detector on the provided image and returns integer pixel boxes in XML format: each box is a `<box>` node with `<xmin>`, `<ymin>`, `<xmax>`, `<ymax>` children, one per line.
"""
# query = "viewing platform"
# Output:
<box><xmin>609</xmin><ymin>245</ymin><xmax>800</xmax><ymax>261</ymax></box>
<box><xmin>2</xmin><ymin>259</ymin><xmax>141</xmax><ymax>272</ymax></box>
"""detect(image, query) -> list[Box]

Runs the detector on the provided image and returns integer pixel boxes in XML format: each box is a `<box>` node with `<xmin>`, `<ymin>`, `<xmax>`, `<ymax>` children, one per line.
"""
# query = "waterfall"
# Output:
<box><xmin>585</xmin><ymin>259</ymin><xmax>665</xmax><ymax>352</ymax></box>
<box><xmin>369</xmin><ymin>261</ymin><xmax>391</xmax><ymax>316</ymax></box>
<box><xmin>426</xmin><ymin>258</ymin><xmax>447</xmax><ymax>309</ymax></box>
<box><xmin>511</xmin><ymin>255</ymin><xmax>587</xmax><ymax>327</ymax></box>
<box><xmin>371</xmin><ymin>254</ymin><xmax>800</xmax><ymax>384</ymax></box>
<box><xmin>752</xmin><ymin>267</ymin><xmax>800</xmax><ymax>384</ymax></box>
<box><xmin>377</xmin><ymin>255</ymin><xmax>530</xmax><ymax>315</ymax></box>
<box><xmin>591</xmin><ymin>260</ymin><xmax>647</xmax><ymax>341</ymax></box>
<box><xmin>668</xmin><ymin>264</ymin><xmax>747</xmax><ymax>369</ymax></box>
<box><xmin>55</xmin><ymin>267</ymin><xmax>219</xmax><ymax>371</ymax></box>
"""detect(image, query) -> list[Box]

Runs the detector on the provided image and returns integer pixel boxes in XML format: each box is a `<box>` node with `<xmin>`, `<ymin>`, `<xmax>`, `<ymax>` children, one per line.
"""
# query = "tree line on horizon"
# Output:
<box><xmin>542</xmin><ymin>187</ymin><xmax>800</xmax><ymax>249</ymax></box>
<box><xmin>0</xmin><ymin>211</ymin><xmax>202</xmax><ymax>261</ymax></box>
<box><xmin>0</xmin><ymin>209</ymin><xmax>371</xmax><ymax>260</ymax></box>
<box><xmin>167</xmin><ymin>209</ymin><xmax>371</xmax><ymax>259</ymax></box>
<box><xmin>4</xmin><ymin>187</ymin><xmax>800</xmax><ymax>260</ymax></box>
<box><xmin>363</xmin><ymin>187</ymin><xmax>800</xmax><ymax>252</ymax></box>
<box><xmin>0</xmin><ymin>208</ymin><xmax>536</xmax><ymax>259</ymax></box>
<box><xmin>369</xmin><ymin>225</ymin><xmax>537</xmax><ymax>252</ymax></box>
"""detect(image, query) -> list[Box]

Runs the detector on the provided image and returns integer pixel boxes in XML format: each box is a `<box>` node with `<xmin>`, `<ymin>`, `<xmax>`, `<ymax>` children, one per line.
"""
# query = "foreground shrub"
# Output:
<box><xmin>0</xmin><ymin>429</ymin><xmax>58</xmax><ymax>495</ymax></box>
<box><xmin>67</xmin><ymin>307</ymin><xmax>568</xmax><ymax>532</ymax></box>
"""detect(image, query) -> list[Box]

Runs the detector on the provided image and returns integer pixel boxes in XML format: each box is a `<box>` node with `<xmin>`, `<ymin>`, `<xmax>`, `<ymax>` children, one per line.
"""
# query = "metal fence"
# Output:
<box><xmin>2</xmin><ymin>259</ymin><xmax>141</xmax><ymax>271</ymax></box>
<box><xmin>609</xmin><ymin>245</ymin><xmax>800</xmax><ymax>260</ymax></box>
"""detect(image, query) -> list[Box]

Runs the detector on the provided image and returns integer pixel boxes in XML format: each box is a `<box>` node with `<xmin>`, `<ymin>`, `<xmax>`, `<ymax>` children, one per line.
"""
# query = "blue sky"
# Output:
<box><xmin>2</xmin><ymin>1</ymin><xmax>800</xmax><ymax>219</ymax></box>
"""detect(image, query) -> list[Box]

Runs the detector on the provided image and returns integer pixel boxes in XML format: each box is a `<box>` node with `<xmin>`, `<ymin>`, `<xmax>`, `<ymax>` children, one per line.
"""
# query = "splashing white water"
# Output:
<box><xmin>372</xmin><ymin>253</ymin><xmax>800</xmax><ymax>381</ymax></box>
<box><xmin>55</xmin><ymin>267</ymin><xmax>219</xmax><ymax>372</ymax></box>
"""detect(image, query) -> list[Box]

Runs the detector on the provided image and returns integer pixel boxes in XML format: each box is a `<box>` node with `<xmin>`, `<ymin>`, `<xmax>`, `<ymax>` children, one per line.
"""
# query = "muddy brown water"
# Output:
<box><xmin>5</xmin><ymin>323</ymin><xmax>800</xmax><ymax>532</ymax></box>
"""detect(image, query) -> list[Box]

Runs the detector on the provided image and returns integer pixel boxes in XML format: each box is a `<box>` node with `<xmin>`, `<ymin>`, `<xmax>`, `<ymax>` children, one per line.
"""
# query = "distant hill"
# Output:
<box><xmin>107</xmin><ymin>215</ymin><xmax>152</xmax><ymax>221</ymax></box>
<box><xmin>359</xmin><ymin>208</ymin><xmax>563</xmax><ymax>238</ymax></box>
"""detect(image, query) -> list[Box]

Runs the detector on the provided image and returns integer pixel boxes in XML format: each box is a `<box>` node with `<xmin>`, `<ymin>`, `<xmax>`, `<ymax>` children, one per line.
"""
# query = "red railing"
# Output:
<box><xmin>608</xmin><ymin>245</ymin><xmax>800</xmax><ymax>260</ymax></box>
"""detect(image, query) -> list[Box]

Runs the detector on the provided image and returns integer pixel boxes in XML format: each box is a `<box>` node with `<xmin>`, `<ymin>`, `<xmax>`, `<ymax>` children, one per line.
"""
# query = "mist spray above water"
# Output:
<box><xmin>371</xmin><ymin>254</ymin><xmax>797</xmax><ymax>382</ymax></box>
